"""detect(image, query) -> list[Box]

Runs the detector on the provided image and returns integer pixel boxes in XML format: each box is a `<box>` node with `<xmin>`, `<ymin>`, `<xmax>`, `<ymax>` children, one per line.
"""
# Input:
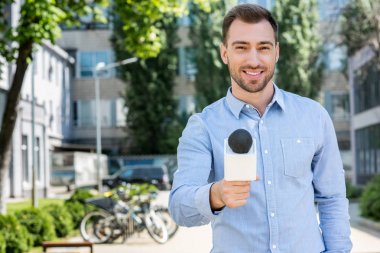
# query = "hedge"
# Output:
<box><xmin>14</xmin><ymin>208</ymin><xmax>56</xmax><ymax>246</ymax></box>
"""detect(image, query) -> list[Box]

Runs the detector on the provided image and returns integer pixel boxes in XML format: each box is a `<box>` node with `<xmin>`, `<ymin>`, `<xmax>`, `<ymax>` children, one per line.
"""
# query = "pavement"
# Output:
<box><xmin>76</xmin><ymin>193</ymin><xmax>380</xmax><ymax>253</ymax></box>
<box><xmin>7</xmin><ymin>189</ymin><xmax>380</xmax><ymax>253</ymax></box>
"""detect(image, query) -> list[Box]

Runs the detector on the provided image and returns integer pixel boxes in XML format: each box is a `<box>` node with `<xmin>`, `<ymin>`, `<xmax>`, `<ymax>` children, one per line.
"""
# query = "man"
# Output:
<box><xmin>169</xmin><ymin>3</ymin><xmax>352</xmax><ymax>253</ymax></box>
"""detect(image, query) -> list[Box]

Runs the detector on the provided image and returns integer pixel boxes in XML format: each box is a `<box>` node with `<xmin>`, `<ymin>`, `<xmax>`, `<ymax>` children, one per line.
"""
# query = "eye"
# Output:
<box><xmin>259</xmin><ymin>47</ymin><xmax>270</xmax><ymax>51</ymax></box>
<box><xmin>235</xmin><ymin>46</ymin><xmax>246</xmax><ymax>50</ymax></box>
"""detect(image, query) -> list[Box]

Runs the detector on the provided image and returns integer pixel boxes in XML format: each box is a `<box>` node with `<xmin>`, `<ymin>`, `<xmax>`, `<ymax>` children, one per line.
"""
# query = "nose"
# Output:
<box><xmin>246</xmin><ymin>49</ymin><xmax>260</xmax><ymax>68</ymax></box>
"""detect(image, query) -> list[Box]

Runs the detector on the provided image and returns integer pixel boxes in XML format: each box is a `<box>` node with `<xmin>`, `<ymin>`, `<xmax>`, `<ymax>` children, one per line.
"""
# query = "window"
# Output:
<box><xmin>76</xmin><ymin>100</ymin><xmax>96</xmax><ymax>127</ymax></box>
<box><xmin>78</xmin><ymin>51</ymin><xmax>113</xmax><ymax>78</ymax></box>
<box><xmin>115</xmin><ymin>98</ymin><xmax>127</xmax><ymax>127</ymax></box>
<box><xmin>323</xmin><ymin>43</ymin><xmax>346</xmax><ymax>71</ymax></box>
<box><xmin>73</xmin><ymin>99</ymin><xmax>124</xmax><ymax>127</ymax></box>
<box><xmin>0</xmin><ymin>91</ymin><xmax>6</xmax><ymax>128</ymax></box>
<box><xmin>36</xmin><ymin>137</ymin><xmax>41</xmax><ymax>181</ymax></box>
<box><xmin>178</xmin><ymin>47</ymin><xmax>197</xmax><ymax>80</ymax></box>
<box><xmin>353</xmin><ymin>58</ymin><xmax>380</xmax><ymax>114</ymax></box>
<box><xmin>178</xmin><ymin>95</ymin><xmax>195</xmax><ymax>114</ymax></box>
<box><xmin>355</xmin><ymin>123</ymin><xmax>380</xmax><ymax>184</ymax></box>
<box><xmin>324</xmin><ymin>91</ymin><xmax>350</xmax><ymax>120</ymax></box>
<box><xmin>22</xmin><ymin>135</ymin><xmax>29</xmax><ymax>183</ymax></box>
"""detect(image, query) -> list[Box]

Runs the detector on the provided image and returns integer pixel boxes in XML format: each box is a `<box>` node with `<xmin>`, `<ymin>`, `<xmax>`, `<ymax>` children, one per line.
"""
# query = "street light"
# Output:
<box><xmin>93</xmin><ymin>57</ymin><xmax>138</xmax><ymax>192</ymax></box>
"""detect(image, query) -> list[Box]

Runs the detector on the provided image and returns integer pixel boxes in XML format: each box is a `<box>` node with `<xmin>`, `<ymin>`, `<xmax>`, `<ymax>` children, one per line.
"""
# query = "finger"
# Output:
<box><xmin>222</xmin><ymin>184</ymin><xmax>250</xmax><ymax>194</ymax></box>
<box><xmin>225</xmin><ymin>199</ymin><xmax>248</xmax><ymax>208</ymax></box>
<box><xmin>223</xmin><ymin>180</ymin><xmax>251</xmax><ymax>186</ymax></box>
<box><xmin>230</xmin><ymin>192</ymin><xmax>250</xmax><ymax>200</ymax></box>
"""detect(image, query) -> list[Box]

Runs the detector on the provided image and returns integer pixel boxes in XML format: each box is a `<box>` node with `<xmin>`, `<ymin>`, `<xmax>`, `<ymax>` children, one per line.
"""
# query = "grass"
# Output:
<box><xmin>7</xmin><ymin>198</ymin><xmax>65</xmax><ymax>213</ymax></box>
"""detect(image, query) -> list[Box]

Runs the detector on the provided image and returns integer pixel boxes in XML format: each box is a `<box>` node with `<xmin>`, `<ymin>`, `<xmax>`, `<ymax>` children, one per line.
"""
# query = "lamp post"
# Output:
<box><xmin>93</xmin><ymin>57</ymin><xmax>137</xmax><ymax>192</ymax></box>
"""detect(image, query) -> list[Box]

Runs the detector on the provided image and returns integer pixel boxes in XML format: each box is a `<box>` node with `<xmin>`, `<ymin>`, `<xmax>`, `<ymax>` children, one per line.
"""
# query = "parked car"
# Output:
<box><xmin>102</xmin><ymin>165</ymin><xmax>171</xmax><ymax>190</ymax></box>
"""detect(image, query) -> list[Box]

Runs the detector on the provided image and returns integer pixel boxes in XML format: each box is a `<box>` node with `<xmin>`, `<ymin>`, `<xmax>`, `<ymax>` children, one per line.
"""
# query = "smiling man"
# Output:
<box><xmin>169</xmin><ymin>4</ymin><xmax>352</xmax><ymax>253</ymax></box>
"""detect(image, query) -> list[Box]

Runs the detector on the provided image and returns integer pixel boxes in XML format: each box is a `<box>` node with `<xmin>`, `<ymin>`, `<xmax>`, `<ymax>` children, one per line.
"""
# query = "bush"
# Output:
<box><xmin>346</xmin><ymin>180</ymin><xmax>363</xmax><ymax>199</ymax></box>
<box><xmin>64</xmin><ymin>189</ymin><xmax>96</xmax><ymax>228</ymax></box>
<box><xmin>45</xmin><ymin>204</ymin><xmax>73</xmax><ymax>237</ymax></box>
<box><xmin>0</xmin><ymin>233</ymin><xmax>5</xmax><ymax>253</ymax></box>
<box><xmin>63</xmin><ymin>201</ymin><xmax>86</xmax><ymax>229</ymax></box>
<box><xmin>360</xmin><ymin>175</ymin><xmax>380</xmax><ymax>221</ymax></box>
<box><xmin>66</xmin><ymin>188</ymin><xmax>96</xmax><ymax>204</ymax></box>
<box><xmin>14</xmin><ymin>208</ymin><xmax>56</xmax><ymax>246</ymax></box>
<box><xmin>0</xmin><ymin>214</ymin><xmax>32</xmax><ymax>253</ymax></box>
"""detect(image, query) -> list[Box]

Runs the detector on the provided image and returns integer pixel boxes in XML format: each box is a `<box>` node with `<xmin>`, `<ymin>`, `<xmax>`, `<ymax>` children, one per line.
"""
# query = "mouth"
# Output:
<box><xmin>242</xmin><ymin>69</ymin><xmax>264</xmax><ymax>80</ymax></box>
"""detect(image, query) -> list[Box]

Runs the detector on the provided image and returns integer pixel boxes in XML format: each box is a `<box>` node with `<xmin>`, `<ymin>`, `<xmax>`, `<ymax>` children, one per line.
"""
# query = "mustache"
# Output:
<box><xmin>239</xmin><ymin>65</ymin><xmax>265</xmax><ymax>70</ymax></box>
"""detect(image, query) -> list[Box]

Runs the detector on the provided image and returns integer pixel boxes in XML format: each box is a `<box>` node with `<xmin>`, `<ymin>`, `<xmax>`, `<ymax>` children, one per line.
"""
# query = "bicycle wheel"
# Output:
<box><xmin>144</xmin><ymin>212</ymin><xmax>168</xmax><ymax>244</ymax></box>
<box><xmin>153</xmin><ymin>206</ymin><xmax>179</xmax><ymax>239</ymax></box>
<box><xmin>80</xmin><ymin>211</ymin><xmax>114</xmax><ymax>243</ymax></box>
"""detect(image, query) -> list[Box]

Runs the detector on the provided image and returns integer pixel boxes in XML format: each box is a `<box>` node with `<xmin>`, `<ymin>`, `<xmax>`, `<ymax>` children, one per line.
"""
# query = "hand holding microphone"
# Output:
<box><xmin>210</xmin><ymin>129</ymin><xmax>258</xmax><ymax>210</ymax></box>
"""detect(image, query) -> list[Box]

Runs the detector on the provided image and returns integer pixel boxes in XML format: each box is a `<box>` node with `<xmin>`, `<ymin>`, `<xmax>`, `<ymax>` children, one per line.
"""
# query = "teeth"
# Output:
<box><xmin>245</xmin><ymin>71</ymin><xmax>261</xmax><ymax>76</ymax></box>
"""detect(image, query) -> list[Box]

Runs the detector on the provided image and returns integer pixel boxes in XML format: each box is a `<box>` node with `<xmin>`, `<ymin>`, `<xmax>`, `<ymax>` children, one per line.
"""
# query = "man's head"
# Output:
<box><xmin>222</xmin><ymin>4</ymin><xmax>278</xmax><ymax>46</ymax></box>
<box><xmin>220</xmin><ymin>4</ymin><xmax>279</xmax><ymax>95</ymax></box>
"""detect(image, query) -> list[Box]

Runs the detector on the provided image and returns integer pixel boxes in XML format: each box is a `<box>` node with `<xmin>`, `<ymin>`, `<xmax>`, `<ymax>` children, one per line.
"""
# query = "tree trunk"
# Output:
<box><xmin>0</xmin><ymin>40</ymin><xmax>33</xmax><ymax>214</ymax></box>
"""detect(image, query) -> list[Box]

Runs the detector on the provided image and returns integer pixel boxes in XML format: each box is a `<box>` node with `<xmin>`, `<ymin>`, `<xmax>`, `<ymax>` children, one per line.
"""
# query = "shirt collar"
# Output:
<box><xmin>226</xmin><ymin>82</ymin><xmax>286</xmax><ymax>119</ymax></box>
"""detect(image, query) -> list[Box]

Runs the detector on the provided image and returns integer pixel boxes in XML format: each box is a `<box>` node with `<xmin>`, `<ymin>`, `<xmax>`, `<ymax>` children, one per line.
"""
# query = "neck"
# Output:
<box><xmin>232</xmin><ymin>81</ymin><xmax>275</xmax><ymax>116</ymax></box>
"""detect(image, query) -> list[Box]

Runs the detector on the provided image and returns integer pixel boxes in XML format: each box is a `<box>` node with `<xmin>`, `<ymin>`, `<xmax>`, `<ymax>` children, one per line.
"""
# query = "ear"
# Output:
<box><xmin>220</xmin><ymin>43</ymin><xmax>228</xmax><ymax>64</ymax></box>
<box><xmin>275</xmin><ymin>42</ymin><xmax>279</xmax><ymax>63</ymax></box>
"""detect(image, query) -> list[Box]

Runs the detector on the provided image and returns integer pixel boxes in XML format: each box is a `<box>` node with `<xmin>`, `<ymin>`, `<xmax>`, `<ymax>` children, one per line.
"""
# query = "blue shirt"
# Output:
<box><xmin>169</xmin><ymin>84</ymin><xmax>352</xmax><ymax>253</ymax></box>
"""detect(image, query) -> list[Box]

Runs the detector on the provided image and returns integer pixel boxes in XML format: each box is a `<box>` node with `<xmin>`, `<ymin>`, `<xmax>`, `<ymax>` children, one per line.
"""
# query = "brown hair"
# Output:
<box><xmin>222</xmin><ymin>4</ymin><xmax>278</xmax><ymax>45</ymax></box>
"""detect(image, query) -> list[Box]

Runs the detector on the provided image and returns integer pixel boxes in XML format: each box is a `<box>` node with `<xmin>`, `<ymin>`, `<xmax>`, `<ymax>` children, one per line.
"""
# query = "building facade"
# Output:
<box><xmin>349</xmin><ymin>45</ymin><xmax>380</xmax><ymax>185</ymax></box>
<box><xmin>0</xmin><ymin>1</ymin><xmax>75</xmax><ymax>198</ymax></box>
<box><xmin>56</xmin><ymin>12</ymin><xmax>130</xmax><ymax>155</ymax></box>
<box><xmin>0</xmin><ymin>43</ymin><xmax>73</xmax><ymax>198</ymax></box>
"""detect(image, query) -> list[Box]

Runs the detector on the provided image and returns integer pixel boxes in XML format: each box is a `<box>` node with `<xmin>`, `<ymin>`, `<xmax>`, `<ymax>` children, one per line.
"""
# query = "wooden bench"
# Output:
<box><xmin>42</xmin><ymin>241</ymin><xmax>93</xmax><ymax>253</ymax></box>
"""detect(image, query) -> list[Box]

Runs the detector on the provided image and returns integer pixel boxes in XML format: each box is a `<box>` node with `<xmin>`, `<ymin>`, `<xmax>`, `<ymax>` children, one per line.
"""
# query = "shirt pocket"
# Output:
<box><xmin>281</xmin><ymin>138</ymin><xmax>315</xmax><ymax>178</ymax></box>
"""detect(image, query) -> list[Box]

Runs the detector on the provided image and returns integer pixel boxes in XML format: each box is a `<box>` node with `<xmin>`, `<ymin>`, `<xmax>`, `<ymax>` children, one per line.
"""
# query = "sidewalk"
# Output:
<box><xmin>349</xmin><ymin>202</ymin><xmax>380</xmax><ymax>253</ymax></box>
<box><xmin>76</xmin><ymin>195</ymin><xmax>380</xmax><ymax>253</ymax></box>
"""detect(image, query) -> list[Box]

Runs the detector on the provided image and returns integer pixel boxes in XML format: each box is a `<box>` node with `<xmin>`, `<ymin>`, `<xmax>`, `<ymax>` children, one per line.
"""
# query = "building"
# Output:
<box><xmin>0</xmin><ymin>2</ymin><xmax>75</xmax><ymax>198</ymax></box>
<box><xmin>56</xmin><ymin>13</ymin><xmax>129</xmax><ymax>155</ymax></box>
<box><xmin>318</xmin><ymin>0</ymin><xmax>351</xmax><ymax>174</ymax></box>
<box><xmin>0</xmin><ymin>43</ymin><xmax>74</xmax><ymax>198</ymax></box>
<box><xmin>349</xmin><ymin>45</ymin><xmax>380</xmax><ymax>185</ymax></box>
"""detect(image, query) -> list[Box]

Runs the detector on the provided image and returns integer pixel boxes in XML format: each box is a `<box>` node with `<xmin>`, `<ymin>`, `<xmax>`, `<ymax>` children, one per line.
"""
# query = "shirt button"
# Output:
<box><xmin>264</xmin><ymin>149</ymin><xmax>268</xmax><ymax>154</ymax></box>
<box><xmin>267</xmin><ymin>180</ymin><xmax>272</xmax><ymax>185</ymax></box>
<box><xmin>260</xmin><ymin>120</ymin><xmax>264</xmax><ymax>124</ymax></box>
<box><xmin>245</xmin><ymin>104</ymin><xmax>250</xmax><ymax>108</ymax></box>
<box><xmin>272</xmin><ymin>244</ymin><xmax>277</xmax><ymax>249</ymax></box>
<box><xmin>297</xmin><ymin>139</ymin><xmax>301</xmax><ymax>143</ymax></box>
<box><xmin>270</xmin><ymin>212</ymin><xmax>275</xmax><ymax>217</ymax></box>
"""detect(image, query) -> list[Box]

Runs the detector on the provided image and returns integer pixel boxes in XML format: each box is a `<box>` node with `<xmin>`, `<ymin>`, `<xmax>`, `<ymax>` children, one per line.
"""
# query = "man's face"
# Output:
<box><xmin>220</xmin><ymin>19</ymin><xmax>279</xmax><ymax>94</ymax></box>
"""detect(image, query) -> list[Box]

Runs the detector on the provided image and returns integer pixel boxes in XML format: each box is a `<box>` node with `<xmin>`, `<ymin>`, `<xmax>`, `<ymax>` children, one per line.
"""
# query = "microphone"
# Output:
<box><xmin>228</xmin><ymin>129</ymin><xmax>253</xmax><ymax>154</ymax></box>
<box><xmin>224</xmin><ymin>129</ymin><xmax>257</xmax><ymax>181</ymax></box>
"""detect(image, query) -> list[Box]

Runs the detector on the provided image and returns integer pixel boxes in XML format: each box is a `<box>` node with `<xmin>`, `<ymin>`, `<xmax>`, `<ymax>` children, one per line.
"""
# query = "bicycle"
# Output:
<box><xmin>80</xmin><ymin>187</ymin><xmax>168</xmax><ymax>244</ymax></box>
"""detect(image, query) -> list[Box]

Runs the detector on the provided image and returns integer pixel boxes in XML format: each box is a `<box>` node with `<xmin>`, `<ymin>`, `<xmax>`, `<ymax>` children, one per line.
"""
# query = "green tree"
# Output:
<box><xmin>0</xmin><ymin>0</ymin><xmax>210</xmax><ymax>213</ymax></box>
<box><xmin>340</xmin><ymin>0</ymin><xmax>380</xmax><ymax>61</ymax></box>
<box><xmin>189</xmin><ymin>0</ymin><xmax>230</xmax><ymax>110</ymax></box>
<box><xmin>112</xmin><ymin>0</ymin><xmax>218</xmax><ymax>154</ymax></box>
<box><xmin>273</xmin><ymin>0</ymin><xmax>323</xmax><ymax>99</ymax></box>
<box><xmin>112</xmin><ymin>13</ymin><xmax>179</xmax><ymax>154</ymax></box>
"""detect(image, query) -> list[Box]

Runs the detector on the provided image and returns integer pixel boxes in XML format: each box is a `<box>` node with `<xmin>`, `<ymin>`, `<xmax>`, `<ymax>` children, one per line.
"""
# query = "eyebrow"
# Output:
<box><xmin>231</xmin><ymin>40</ymin><xmax>274</xmax><ymax>47</ymax></box>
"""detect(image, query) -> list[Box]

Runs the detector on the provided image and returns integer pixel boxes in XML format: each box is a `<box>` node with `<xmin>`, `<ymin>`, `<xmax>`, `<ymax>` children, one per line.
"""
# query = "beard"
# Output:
<box><xmin>227</xmin><ymin>63</ymin><xmax>275</xmax><ymax>93</ymax></box>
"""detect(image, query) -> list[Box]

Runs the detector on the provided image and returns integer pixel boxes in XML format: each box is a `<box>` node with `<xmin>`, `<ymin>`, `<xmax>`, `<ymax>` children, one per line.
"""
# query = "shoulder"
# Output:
<box><xmin>192</xmin><ymin>97</ymin><xmax>227</xmax><ymax>122</ymax></box>
<box><xmin>281</xmin><ymin>89</ymin><xmax>327</xmax><ymax>115</ymax></box>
